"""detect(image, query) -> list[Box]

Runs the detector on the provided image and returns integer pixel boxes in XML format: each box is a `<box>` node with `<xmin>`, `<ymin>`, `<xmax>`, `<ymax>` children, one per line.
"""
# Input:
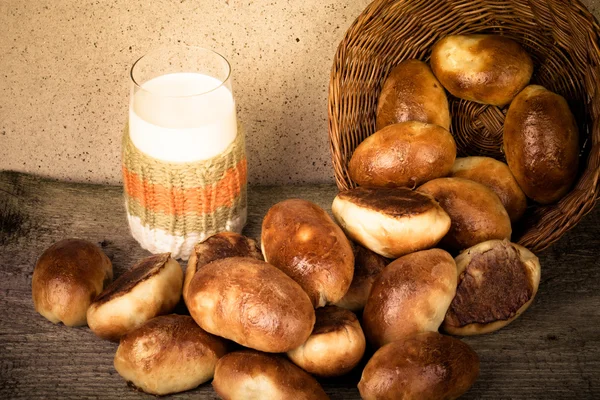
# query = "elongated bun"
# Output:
<box><xmin>186</xmin><ymin>257</ymin><xmax>315</xmax><ymax>353</ymax></box>
<box><xmin>87</xmin><ymin>253</ymin><xmax>183</xmax><ymax>341</ymax></box>
<box><xmin>213</xmin><ymin>351</ymin><xmax>329</xmax><ymax>400</ymax></box>
<box><xmin>443</xmin><ymin>240</ymin><xmax>541</xmax><ymax>335</ymax></box>
<box><xmin>114</xmin><ymin>315</ymin><xmax>227</xmax><ymax>395</ymax></box>
<box><xmin>332</xmin><ymin>187</ymin><xmax>450</xmax><ymax>258</ymax></box>
<box><xmin>32</xmin><ymin>238</ymin><xmax>113</xmax><ymax>326</ymax></box>
<box><xmin>287</xmin><ymin>306</ymin><xmax>366</xmax><ymax>377</ymax></box>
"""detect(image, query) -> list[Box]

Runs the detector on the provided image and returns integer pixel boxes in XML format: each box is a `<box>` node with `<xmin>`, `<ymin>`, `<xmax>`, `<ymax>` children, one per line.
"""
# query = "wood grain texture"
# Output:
<box><xmin>0</xmin><ymin>171</ymin><xmax>599</xmax><ymax>399</ymax></box>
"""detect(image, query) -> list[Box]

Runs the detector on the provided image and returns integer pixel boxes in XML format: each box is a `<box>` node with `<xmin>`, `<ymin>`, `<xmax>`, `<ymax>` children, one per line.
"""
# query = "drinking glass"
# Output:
<box><xmin>122</xmin><ymin>46</ymin><xmax>247</xmax><ymax>260</ymax></box>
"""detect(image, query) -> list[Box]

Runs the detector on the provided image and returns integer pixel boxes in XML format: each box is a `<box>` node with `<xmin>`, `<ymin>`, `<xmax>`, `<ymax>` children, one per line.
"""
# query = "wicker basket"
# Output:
<box><xmin>328</xmin><ymin>0</ymin><xmax>600</xmax><ymax>252</ymax></box>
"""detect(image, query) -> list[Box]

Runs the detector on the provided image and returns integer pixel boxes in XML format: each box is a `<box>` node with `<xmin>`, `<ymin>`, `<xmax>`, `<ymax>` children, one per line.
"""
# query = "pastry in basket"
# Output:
<box><xmin>287</xmin><ymin>305</ymin><xmax>366</xmax><ymax>377</ymax></box>
<box><xmin>332</xmin><ymin>187</ymin><xmax>450</xmax><ymax>258</ymax></box>
<box><xmin>186</xmin><ymin>257</ymin><xmax>315</xmax><ymax>353</ymax></box>
<box><xmin>358</xmin><ymin>332</ymin><xmax>479</xmax><ymax>400</ymax></box>
<box><xmin>213</xmin><ymin>350</ymin><xmax>329</xmax><ymax>400</ymax></box>
<box><xmin>261</xmin><ymin>199</ymin><xmax>354</xmax><ymax>308</ymax></box>
<box><xmin>431</xmin><ymin>34</ymin><xmax>533</xmax><ymax>106</ymax></box>
<box><xmin>450</xmin><ymin>156</ymin><xmax>527</xmax><ymax>223</ymax></box>
<box><xmin>348</xmin><ymin>121</ymin><xmax>456</xmax><ymax>188</ymax></box>
<box><xmin>86</xmin><ymin>253</ymin><xmax>182</xmax><ymax>341</ymax></box>
<box><xmin>376</xmin><ymin>59</ymin><xmax>450</xmax><ymax>130</ymax></box>
<box><xmin>362</xmin><ymin>249</ymin><xmax>457</xmax><ymax>348</ymax></box>
<box><xmin>418</xmin><ymin>177</ymin><xmax>512</xmax><ymax>251</ymax></box>
<box><xmin>335</xmin><ymin>243</ymin><xmax>388</xmax><ymax>312</ymax></box>
<box><xmin>504</xmin><ymin>84</ymin><xmax>579</xmax><ymax>204</ymax></box>
<box><xmin>32</xmin><ymin>238</ymin><xmax>113</xmax><ymax>327</ymax></box>
<box><xmin>113</xmin><ymin>314</ymin><xmax>227</xmax><ymax>395</ymax></box>
<box><xmin>443</xmin><ymin>239</ymin><xmax>541</xmax><ymax>335</ymax></box>
<box><xmin>183</xmin><ymin>232</ymin><xmax>263</xmax><ymax>302</ymax></box>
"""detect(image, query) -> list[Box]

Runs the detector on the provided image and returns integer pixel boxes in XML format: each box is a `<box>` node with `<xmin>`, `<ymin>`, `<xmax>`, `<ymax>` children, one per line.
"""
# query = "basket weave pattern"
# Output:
<box><xmin>122</xmin><ymin>128</ymin><xmax>247</xmax><ymax>260</ymax></box>
<box><xmin>328</xmin><ymin>0</ymin><xmax>600</xmax><ymax>252</ymax></box>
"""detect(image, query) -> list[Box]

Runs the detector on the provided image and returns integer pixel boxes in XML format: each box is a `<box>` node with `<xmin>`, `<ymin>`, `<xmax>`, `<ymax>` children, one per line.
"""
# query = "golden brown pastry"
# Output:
<box><xmin>376</xmin><ymin>59</ymin><xmax>451</xmax><ymax>130</ymax></box>
<box><xmin>87</xmin><ymin>253</ymin><xmax>183</xmax><ymax>341</ymax></box>
<box><xmin>443</xmin><ymin>240</ymin><xmax>541</xmax><ymax>335</ymax></box>
<box><xmin>334</xmin><ymin>244</ymin><xmax>388</xmax><ymax>312</ymax></box>
<box><xmin>287</xmin><ymin>306</ymin><xmax>366</xmax><ymax>377</ymax></box>
<box><xmin>332</xmin><ymin>187</ymin><xmax>451</xmax><ymax>258</ymax></box>
<box><xmin>418</xmin><ymin>177</ymin><xmax>511</xmax><ymax>251</ymax></box>
<box><xmin>32</xmin><ymin>238</ymin><xmax>112</xmax><ymax>326</ymax></box>
<box><xmin>186</xmin><ymin>257</ymin><xmax>315</xmax><ymax>353</ymax></box>
<box><xmin>358</xmin><ymin>332</ymin><xmax>479</xmax><ymax>400</ymax></box>
<box><xmin>503</xmin><ymin>85</ymin><xmax>579</xmax><ymax>204</ymax></box>
<box><xmin>349</xmin><ymin>121</ymin><xmax>456</xmax><ymax>188</ymax></box>
<box><xmin>261</xmin><ymin>199</ymin><xmax>354</xmax><ymax>308</ymax></box>
<box><xmin>362</xmin><ymin>249</ymin><xmax>456</xmax><ymax>348</ymax></box>
<box><xmin>183</xmin><ymin>232</ymin><xmax>263</xmax><ymax>302</ymax></box>
<box><xmin>431</xmin><ymin>34</ymin><xmax>533</xmax><ymax>106</ymax></box>
<box><xmin>213</xmin><ymin>350</ymin><xmax>329</xmax><ymax>400</ymax></box>
<box><xmin>450</xmin><ymin>156</ymin><xmax>527</xmax><ymax>223</ymax></box>
<box><xmin>114</xmin><ymin>315</ymin><xmax>227</xmax><ymax>395</ymax></box>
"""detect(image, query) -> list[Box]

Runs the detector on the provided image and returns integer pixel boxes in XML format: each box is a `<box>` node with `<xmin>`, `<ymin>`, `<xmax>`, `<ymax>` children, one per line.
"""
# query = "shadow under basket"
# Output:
<box><xmin>328</xmin><ymin>0</ymin><xmax>600</xmax><ymax>252</ymax></box>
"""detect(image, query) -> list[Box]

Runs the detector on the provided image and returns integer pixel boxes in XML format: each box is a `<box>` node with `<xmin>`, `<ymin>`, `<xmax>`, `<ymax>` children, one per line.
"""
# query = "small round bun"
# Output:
<box><xmin>335</xmin><ymin>244</ymin><xmax>388</xmax><ymax>312</ymax></box>
<box><xmin>332</xmin><ymin>187</ymin><xmax>451</xmax><ymax>258</ymax></box>
<box><xmin>87</xmin><ymin>253</ymin><xmax>183</xmax><ymax>341</ymax></box>
<box><xmin>443</xmin><ymin>240</ymin><xmax>541</xmax><ymax>335</ymax></box>
<box><xmin>450</xmin><ymin>157</ymin><xmax>527</xmax><ymax>223</ymax></box>
<box><xmin>186</xmin><ymin>257</ymin><xmax>315</xmax><ymax>353</ymax></box>
<box><xmin>287</xmin><ymin>306</ymin><xmax>366</xmax><ymax>377</ymax></box>
<box><xmin>376</xmin><ymin>59</ymin><xmax>451</xmax><ymax>131</ymax></box>
<box><xmin>431</xmin><ymin>34</ymin><xmax>533</xmax><ymax>106</ymax></box>
<box><xmin>261</xmin><ymin>199</ymin><xmax>354</xmax><ymax>307</ymax></box>
<box><xmin>358</xmin><ymin>332</ymin><xmax>479</xmax><ymax>400</ymax></box>
<box><xmin>32</xmin><ymin>239</ymin><xmax>112</xmax><ymax>326</ymax></box>
<box><xmin>363</xmin><ymin>249</ymin><xmax>457</xmax><ymax>348</ymax></box>
<box><xmin>213</xmin><ymin>351</ymin><xmax>329</xmax><ymax>400</ymax></box>
<box><xmin>504</xmin><ymin>85</ymin><xmax>579</xmax><ymax>204</ymax></box>
<box><xmin>114</xmin><ymin>315</ymin><xmax>227</xmax><ymax>395</ymax></box>
<box><xmin>418</xmin><ymin>177</ymin><xmax>512</xmax><ymax>251</ymax></box>
<box><xmin>184</xmin><ymin>232</ymin><xmax>263</xmax><ymax>302</ymax></box>
<box><xmin>349</xmin><ymin>121</ymin><xmax>456</xmax><ymax>188</ymax></box>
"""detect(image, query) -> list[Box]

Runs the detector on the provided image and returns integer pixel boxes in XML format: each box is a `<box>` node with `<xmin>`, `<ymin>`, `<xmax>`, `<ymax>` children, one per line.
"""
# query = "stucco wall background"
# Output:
<box><xmin>0</xmin><ymin>0</ymin><xmax>598</xmax><ymax>185</ymax></box>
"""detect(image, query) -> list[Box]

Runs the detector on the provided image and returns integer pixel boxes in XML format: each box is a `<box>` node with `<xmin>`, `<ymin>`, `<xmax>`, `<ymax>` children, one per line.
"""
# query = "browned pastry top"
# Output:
<box><xmin>446</xmin><ymin>242</ymin><xmax>533</xmax><ymax>327</ymax></box>
<box><xmin>94</xmin><ymin>253</ymin><xmax>170</xmax><ymax>304</ymax></box>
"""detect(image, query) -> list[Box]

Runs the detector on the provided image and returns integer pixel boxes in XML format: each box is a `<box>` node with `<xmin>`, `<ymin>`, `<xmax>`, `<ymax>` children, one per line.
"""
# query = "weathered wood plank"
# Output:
<box><xmin>1</xmin><ymin>170</ymin><xmax>599</xmax><ymax>399</ymax></box>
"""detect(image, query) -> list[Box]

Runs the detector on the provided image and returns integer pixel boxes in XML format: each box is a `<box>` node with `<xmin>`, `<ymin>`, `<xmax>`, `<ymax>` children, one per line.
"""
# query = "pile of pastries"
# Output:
<box><xmin>31</xmin><ymin>34</ymin><xmax>580</xmax><ymax>399</ymax></box>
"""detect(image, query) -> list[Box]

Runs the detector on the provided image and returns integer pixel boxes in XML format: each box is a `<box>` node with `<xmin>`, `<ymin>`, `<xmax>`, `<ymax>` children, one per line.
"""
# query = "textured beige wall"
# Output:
<box><xmin>0</xmin><ymin>0</ymin><xmax>370</xmax><ymax>185</ymax></box>
<box><xmin>1</xmin><ymin>0</ymin><xmax>599</xmax><ymax>185</ymax></box>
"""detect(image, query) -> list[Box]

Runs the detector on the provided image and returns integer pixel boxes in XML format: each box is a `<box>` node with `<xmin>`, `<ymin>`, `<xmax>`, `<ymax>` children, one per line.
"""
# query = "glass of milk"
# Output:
<box><xmin>123</xmin><ymin>46</ymin><xmax>247</xmax><ymax>260</ymax></box>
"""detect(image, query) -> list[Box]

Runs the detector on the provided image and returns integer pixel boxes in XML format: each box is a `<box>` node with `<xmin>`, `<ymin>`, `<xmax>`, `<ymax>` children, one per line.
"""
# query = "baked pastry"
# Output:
<box><xmin>183</xmin><ymin>232</ymin><xmax>262</xmax><ymax>302</ymax></box>
<box><xmin>32</xmin><ymin>238</ymin><xmax>112</xmax><ymax>326</ymax></box>
<box><xmin>334</xmin><ymin>244</ymin><xmax>388</xmax><ymax>312</ymax></box>
<box><xmin>358</xmin><ymin>332</ymin><xmax>479</xmax><ymax>400</ymax></box>
<box><xmin>503</xmin><ymin>85</ymin><xmax>579</xmax><ymax>204</ymax></box>
<box><xmin>332</xmin><ymin>187</ymin><xmax>451</xmax><ymax>258</ymax></box>
<box><xmin>213</xmin><ymin>351</ymin><xmax>329</xmax><ymax>400</ymax></box>
<box><xmin>261</xmin><ymin>199</ymin><xmax>354</xmax><ymax>307</ymax></box>
<box><xmin>443</xmin><ymin>240</ymin><xmax>541</xmax><ymax>335</ymax></box>
<box><xmin>87</xmin><ymin>253</ymin><xmax>183</xmax><ymax>341</ymax></box>
<box><xmin>114</xmin><ymin>314</ymin><xmax>227</xmax><ymax>395</ymax></box>
<box><xmin>287</xmin><ymin>305</ymin><xmax>366</xmax><ymax>377</ymax></box>
<box><xmin>450</xmin><ymin>156</ymin><xmax>527</xmax><ymax>223</ymax></box>
<box><xmin>349</xmin><ymin>121</ymin><xmax>456</xmax><ymax>188</ymax></box>
<box><xmin>186</xmin><ymin>257</ymin><xmax>315</xmax><ymax>353</ymax></box>
<box><xmin>376</xmin><ymin>59</ymin><xmax>451</xmax><ymax>130</ymax></box>
<box><xmin>418</xmin><ymin>177</ymin><xmax>511</xmax><ymax>251</ymax></box>
<box><xmin>431</xmin><ymin>34</ymin><xmax>533</xmax><ymax>106</ymax></box>
<box><xmin>362</xmin><ymin>249</ymin><xmax>457</xmax><ymax>348</ymax></box>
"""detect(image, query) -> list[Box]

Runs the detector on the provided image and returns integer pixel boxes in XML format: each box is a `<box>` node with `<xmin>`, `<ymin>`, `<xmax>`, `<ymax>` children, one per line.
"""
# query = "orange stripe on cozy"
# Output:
<box><xmin>122</xmin><ymin>159</ymin><xmax>247</xmax><ymax>216</ymax></box>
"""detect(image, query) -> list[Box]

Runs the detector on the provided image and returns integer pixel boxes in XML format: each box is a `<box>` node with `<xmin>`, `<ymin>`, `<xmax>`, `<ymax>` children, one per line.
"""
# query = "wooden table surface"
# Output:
<box><xmin>1</xmin><ymin>171</ymin><xmax>599</xmax><ymax>399</ymax></box>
